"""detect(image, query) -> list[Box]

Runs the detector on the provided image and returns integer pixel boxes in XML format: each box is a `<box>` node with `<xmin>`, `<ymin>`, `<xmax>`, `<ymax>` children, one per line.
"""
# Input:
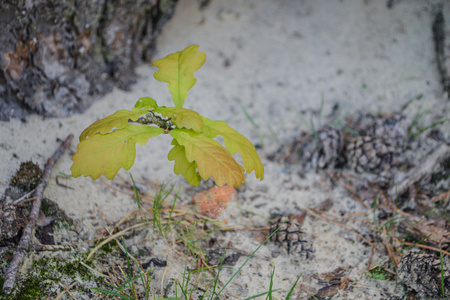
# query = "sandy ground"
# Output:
<box><xmin>1</xmin><ymin>0</ymin><xmax>450</xmax><ymax>299</ymax></box>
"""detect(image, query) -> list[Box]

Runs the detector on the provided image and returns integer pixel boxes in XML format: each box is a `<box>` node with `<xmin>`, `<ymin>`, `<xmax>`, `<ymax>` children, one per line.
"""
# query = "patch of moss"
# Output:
<box><xmin>430</xmin><ymin>156</ymin><xmax>450</xmax><ymax>185</ymax></box>
<box><xmin>366</xmin><ymin>266</ymin><xmax>393</xmax><ymax>281</ymax></box>
<box><xmin>10</xmin><ymin>161</ymin><xmax>42</xmax><ymax>192</ymax></box>
<box><xmin>41</xmin><ymin>198</ymin><xmax>74</xmax><ymax>226</ymax></box>
<box><xmin>94</xmin><ymin>238</ymin><xmax>120</xmax><ymax>254</ymax></box>
<box><xmin>0</xmin><ymin>254</ymin><xmax>102</xmax><ymax>300</ymax></box>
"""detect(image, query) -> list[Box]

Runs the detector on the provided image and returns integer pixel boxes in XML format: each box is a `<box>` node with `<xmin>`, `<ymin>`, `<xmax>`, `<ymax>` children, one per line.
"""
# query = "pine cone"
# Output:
<box><xmin>398</xmin><ymin>251</ymin><xmax>450</xmax><ymax>298</ymax></box>
<box><xmin>269</xmin><ymin>216</ymin><xmax>313</xmax><ymax>256</ymax></box>
<box><xmin>345</xmin><ymin>136</ymin><xmax>395</xmax><ymax>174</ymax></box>
<box><xmin>362</xmin><ymin>114</ymin><xmax>408</xmax><ymax>149</ymax></box>
<box><xmin>299</xmin><ymin>126</ymin><xmax>344</xmax><ymax>170</ymax></box>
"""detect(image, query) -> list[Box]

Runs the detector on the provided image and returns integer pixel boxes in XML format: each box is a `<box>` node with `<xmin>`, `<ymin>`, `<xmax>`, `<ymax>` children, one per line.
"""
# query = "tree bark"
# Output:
<box><xmin>432</xmin><ymin>5</ymin><xmax>450</xmax><ymax>98</ymax></box>
<box><xmin>0</xmin><ymin>0</ymin><xmax>177</xmax><ymax>121</ymax></box>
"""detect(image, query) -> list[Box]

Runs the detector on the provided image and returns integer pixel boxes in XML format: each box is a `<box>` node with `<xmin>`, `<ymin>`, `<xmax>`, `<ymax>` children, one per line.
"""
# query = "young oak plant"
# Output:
<box><xmin>71</xmin><ymin>45</ymin><xmax>264</xmax><ymax>188</ymax></box>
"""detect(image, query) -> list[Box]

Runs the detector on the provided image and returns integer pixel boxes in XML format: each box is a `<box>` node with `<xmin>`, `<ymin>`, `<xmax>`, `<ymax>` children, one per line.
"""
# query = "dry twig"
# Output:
<box><xmin>2</xmin><ymin>134</ymin><xmax>74</xmax><ymax>294</ymax></box>
<box><xmin>389</xmin><ymin>144</ymin><xmax>450</xmax><ymax>198</ymax></box>
<box><xmin>306</xmin><ymin>208</ymin><xmax>376</xmax><ymax>248</ymax></box>
<box><xmin>343</xmin><ymin>183</ymin><xmax>370</xmax><ymax>208</ymax></box>
<box><xmin>161</xmin><ymin>264</ymin><xmax>168</xmax><ymax>299</ymax></box>
<box><xmin>87</xmin><ymin>222</ymin><xmax>147</xmax><ymax>260</ymax></box>
<box><xmin>12</xmin><ymin>189</ymin><xmax>36</xmax><ymax>205</ymax></box>
<box><xmin>55</xmin><ymin>281</ymin><xmax>78</xmax><ymax>300</ymax></box>
<box><xmin>381</xmin><ymin>227</ymin><xmax>398</xmax><ymax>267</ymax></box>
<box><xmin>399</xmin><ymin>240</ymin><xmax>450</xmax><ymax>256</ymax></box>
<box><xmin>429</xmin><ymin>190</ymin><xmax>450</xmax><ymax>205</ymax></box>
<box><xmin>57</xmin><ymin>281</ymin><xmax>78</xmax><ymax>300</ymax></box>
<box><xmin>366</xmin><ymin>243</ymin><xmax>377</xmax><ymax>272</ymax></box>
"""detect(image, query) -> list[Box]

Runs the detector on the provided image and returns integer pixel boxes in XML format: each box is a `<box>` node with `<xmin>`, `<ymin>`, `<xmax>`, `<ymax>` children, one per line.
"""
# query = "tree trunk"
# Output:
<box><xmin>0</xmin><ymin>0</ymin><xmax>177</xmax><ymax>121</ymax></box>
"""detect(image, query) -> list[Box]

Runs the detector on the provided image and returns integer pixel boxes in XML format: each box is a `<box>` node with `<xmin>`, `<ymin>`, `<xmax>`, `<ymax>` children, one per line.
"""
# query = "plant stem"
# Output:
<box><xmin>138</xmin><ymin>112</ymin><xmax>174</xmax><ymax>130</ymax></box>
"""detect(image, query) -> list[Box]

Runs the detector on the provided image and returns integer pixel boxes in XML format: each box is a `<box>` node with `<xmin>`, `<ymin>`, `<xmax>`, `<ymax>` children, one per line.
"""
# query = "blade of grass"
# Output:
<box><xmin>121</xmin><ymin>237</ymin><xmax>137</xmax><ymax>298</ymax></box>
<box><xmin>372</xmin><ymin>200</ymin><xmax>378</xmax><ymax>226</ymax></box>
<box><xmin>164</xmin><ymin>185</ymin><xmax>181</xmax><ymax>232</ymax></box>
<box><xmin>408</xmin><ymin>105</ymin><xmax>425</xmax><ymax>136</ymax></box>
<box><xmin>400</xmin><ymin>94</ymin><xmax>423</xmax><ymax>111</ymax></box>
<box><xmin>318</xmin><ymin>93</ymin><xmax>324</xmax><ymax>128</ymax></box>
<box><xmin>114</xmin><ymin>271</ymin><xmax>151</xmax><ymax>293</ymax></box>
<box><xmin>378</xmin><ymin>215</ymin><xmax>403</xmax><ymax>232</ymax></box>
<box><xmin>286</xmin><ymin>273</ymin><xmax>303</xmax><ymax>300</ymax></box>
<box><xmin>180</xmin><ymin>261</ymin><xmax>192</xmax><ymax>298</ymax></box>
<box><xmin>307</xmin><ymin>292</ymin><xmax>319</xmax><ymax>300</ymax></box>
<box><xmin>58</xmin><ymin>171</ymin><xmax>73</xmax><ymax>177</ymax></box>
<box><xmin>243</xmin><ymin>289</ymin><xmax>281</xmax><ymax>300</ymax></box>
<box><xmin>368</xmin><ymin>258</ymin><xmax>388</xmax><ymax>271</ymax></box>
<box><xmin>233</xmin><ymin>98</ymin><xmax>259</xmax><ymax>130</ymax></box>
<box><xmin>441</xmin><ymin>249</ymin><xmax>445</xmax><ymax>300</ymax></box>
<box><xmin>411</xmin><ymin>118</ymin><xmax>449</xmax><ymax>139</ymax></box>
<box><xmin>266</xmin><ymin>122</ymin><xmax>280</xmax><ymax>143</ymax></box>
<box><xmin>90</xmin><ymin>287</ymin><xmax>134</xmax><ymax>300</ymax></box>
<box><xmin>310</xmin><ymin>111</ymin><xmax>317</xmax><ymax>148</ymax></box>
<box><xmin>402</xmin><ymin>234</ymin><xmax>433</xmax><ymax>252</ymax></box>
<box><xmin>132</xmin><ymin>254</ymin><xmax>154</xmax><ymax>299</ymax></box>
<box><xmin>91</xmin><ymin>270</ymin><xmax>151</xmax><ymax>300</ymax></box>
<box><xmin>129</xmin><ymin>173</ymin><xmax>141</xmax><ymax>210</ymax></box>
<box><xmin>214</xmin><ymin>218</ymin><xmax>287</xmax><ymax>299</ymax></box>
<box><xmin>266</xmin><ymin>264</ymin><xmax>275</xmax><ymax>300</ymax></box>
<box><xmin>154</xmin><ymin>181</ymin><xmax>176</xmax><ymax>236</ymax></box>
<box><xmin>176</xmin><ymin>281</ymin><xmax>188</xmax><ymax>300</ymax></box>
<box><xmin>210</xmin><ymin>249</ymin><xmax>227</xmax><ymax>300</ymax></box>
<box><xmin>144</xmin><ymin>271</ymin><xmax>154</xmax><ymax>300</ymax></box>
<box><xmin>293</xmin><ymin>109</ymin><xmax>310</xmax><ymax>130</ymax></box>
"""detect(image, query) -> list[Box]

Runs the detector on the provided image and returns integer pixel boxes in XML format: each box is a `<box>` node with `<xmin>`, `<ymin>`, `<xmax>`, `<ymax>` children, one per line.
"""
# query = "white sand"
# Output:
<box><xmin>1</xmin><ymin>0</ymin><xmax>449</xmax><ymax>298</ymax></box>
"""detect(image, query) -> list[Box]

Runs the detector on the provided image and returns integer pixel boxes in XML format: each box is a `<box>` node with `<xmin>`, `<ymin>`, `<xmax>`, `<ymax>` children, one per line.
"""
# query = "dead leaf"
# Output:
<box><xmin>193</xmin><ymin>185</ymin><xmax>237</xmax><ymax>218</ymax></box>
<box><xmin>317</xmin><ymin>266</ymin><xmax>349</xmax><ymax>284</ymax></box>
<box><xmin>36</xmin><ymin>211</ymin><xmax>57</xmax><ymax>227</ymax></box>
<box><xmin>398</xmin><ymin>216</ymin><xmax>450</xmax><ymax>248</ymax></box>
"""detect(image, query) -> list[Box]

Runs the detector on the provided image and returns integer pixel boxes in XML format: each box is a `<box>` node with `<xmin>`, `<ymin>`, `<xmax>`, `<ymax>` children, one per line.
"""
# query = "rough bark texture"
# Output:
<box><xmin>432</xmin><ymin>5</ymin><xmax>450</xmax><ymax>98</ymax></box>
<box><xmin>0</xmin><ymin>0</ymin><xmax>177</xmax><ymax>121</ymax></box>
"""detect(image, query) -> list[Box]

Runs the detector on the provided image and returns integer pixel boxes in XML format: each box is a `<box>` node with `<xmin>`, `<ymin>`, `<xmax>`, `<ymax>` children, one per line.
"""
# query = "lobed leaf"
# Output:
<box><xmin>201</xmin><ymin>117</ymin><xmax>264</xmax><ymax>180</ymax></box>
<box><xmin>168</xmin><ymin>139</ymin><xmax>201</xmax><ymax>186</ymax></box>
<box><xmin>152</xmin><ymin>45</ymin><xmax>206</xmax><ymax>108</ymax></box>
<box><xmin>170</xmin><ymin>129</ymin><xmax>245</xmax><ymax>187</ymax></box>
<box><xmin>71</xmin><ymin>125</ymin><xmax>164</xmax><ymax>180</ymax></box>
<box><xmin>134</xmin><ymin>97</ymin><xmax>158</xmax><ymax>110</ymax></box>
<box><xmin>154</xmin><ymin>106</ymin><xmax>203</xmax><ymax>132</ymax></box>
<box><xmin>79</xmin><ymin>108</ymin><xmax>149</xmax><ymax>141</ymax></box>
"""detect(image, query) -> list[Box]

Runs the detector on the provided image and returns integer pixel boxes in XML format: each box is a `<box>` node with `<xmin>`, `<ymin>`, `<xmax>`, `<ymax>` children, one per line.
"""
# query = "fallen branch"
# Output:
<box><xmin>389</xmin><ymin>143</ymin><xmax>450</xmax><ymax>199</ymax></box>
<box><xmin>2</xmin><ymin>134</ymin><xmax>74</xmax><ymax>294</ymax></box>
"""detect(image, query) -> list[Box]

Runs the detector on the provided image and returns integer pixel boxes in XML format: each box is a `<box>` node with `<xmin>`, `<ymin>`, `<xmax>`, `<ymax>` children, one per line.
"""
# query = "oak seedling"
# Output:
<box><xmin>71</xmin><ymin>45</ymin><xmax>264</xmax><ymax>188</ymax></box>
